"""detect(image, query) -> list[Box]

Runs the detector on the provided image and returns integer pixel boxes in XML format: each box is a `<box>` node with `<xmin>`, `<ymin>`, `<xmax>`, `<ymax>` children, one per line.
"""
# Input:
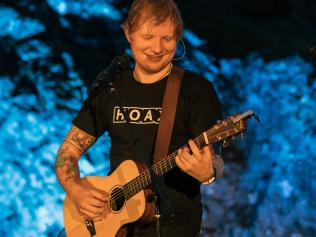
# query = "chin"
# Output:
<box><xmin>145</xmin><ymin>65</ymin><xmax>167</xmax><ymax>74</ymax></box>
<box><xmin>146</xmin><ymin>61</ymin><xmax>170</xmax><ymax>71</ymax></box>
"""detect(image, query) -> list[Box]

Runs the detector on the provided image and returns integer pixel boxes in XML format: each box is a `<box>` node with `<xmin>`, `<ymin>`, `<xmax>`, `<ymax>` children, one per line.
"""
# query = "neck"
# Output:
<box><xmin>133</xmin><ymin>64</ymin><xmax>172</xmax><ymax>84</ymax></box>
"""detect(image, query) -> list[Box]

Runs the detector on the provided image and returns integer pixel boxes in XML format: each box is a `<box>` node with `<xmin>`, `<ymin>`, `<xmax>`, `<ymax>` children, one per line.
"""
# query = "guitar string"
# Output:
<box><xmin>109</xmin><ymin>127</ymin><xmax>233</xmax><ymax>204</ymax></box>
<box><xmin>108</xmin><ymin>146</ymin><xmax>179</xmax><ymax>202</ymax></box>
<box><xmin>111</xmin><ymin>144</ymin><xmax>199</xmax><ymax>203</ymax></box>
<box><xmin>109</xmin><ymin>154</ymin><xmax>187</xmax><ymax>204</ymax></box>
<box><xmin>108</xmin><ymin>126</ymin><xmax>235</xmax><ymax>204</ymax></box>
<box><xmin>108</xmin><ymin>125</ymin><xmax>236</xmax><ymax>203</ymax></box>
<box><xmin>110</xmin><ymin>145</ymin><xmax>207</xmax><ymax>204</ymax></box>
<box><xmin>109</xmin><ymin>148</ymin><xmax>182</xmax><ymax>203</ymax></box>
<box><xmin>114</xmin><ymin>122</ymin><xmax>238</xmax><ymax>203</ymax></box>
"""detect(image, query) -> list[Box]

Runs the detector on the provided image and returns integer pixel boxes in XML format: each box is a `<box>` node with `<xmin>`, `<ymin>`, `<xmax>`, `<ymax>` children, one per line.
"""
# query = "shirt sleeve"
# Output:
<box><xmin>187</xmin><ymin>76</ymin><xmax>224</xmax><ymax>180</ymax></box>
<box><xmin>72</xmin><ymin>89</ymin><xmax>108</xmax><ymax>139</ymax></box>
<box><xmin>187</xmin><ymin>76</ymin><xmax>223</xmax><ymax>139</ymax></box>
<box><xmin>213</xmin><ymin>154</ymin><xmax>224</xmax><ymax>180</ymax></box>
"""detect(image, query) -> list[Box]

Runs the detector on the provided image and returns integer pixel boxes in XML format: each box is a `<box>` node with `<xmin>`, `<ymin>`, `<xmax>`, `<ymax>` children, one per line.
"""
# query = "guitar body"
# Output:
<box><xmin>64</xmin><ymin>160</ymin><xmax>155</xmax><ymax>237</ymax></box>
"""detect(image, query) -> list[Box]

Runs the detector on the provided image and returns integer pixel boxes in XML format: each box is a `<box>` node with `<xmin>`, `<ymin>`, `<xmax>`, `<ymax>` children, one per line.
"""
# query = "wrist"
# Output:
<box><xmin>201</xmin><ymin>168</ymin><xmax>216</xmax><ymax>185</ymax></box>
<box><xmin>65</xmin><ymin>179</ymin><xmax>82</xmax><ymax>197</ymax></box>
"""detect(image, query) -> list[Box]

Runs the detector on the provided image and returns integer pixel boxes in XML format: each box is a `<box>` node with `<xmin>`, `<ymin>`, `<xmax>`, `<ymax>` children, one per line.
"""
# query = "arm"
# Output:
<box><xmin>55</xmin><ymin>125</ymin><xmax>108</xmax><ymax>221</ymax></box>
<box><xmin>177</xmin><ymin>75</ymin><xmax>224</xmax><ymax>183</ymax></box>
<box><xmin>55</xmin><ymin>125</ymin><xmax>95</xmax><ymax>191</ymax></box>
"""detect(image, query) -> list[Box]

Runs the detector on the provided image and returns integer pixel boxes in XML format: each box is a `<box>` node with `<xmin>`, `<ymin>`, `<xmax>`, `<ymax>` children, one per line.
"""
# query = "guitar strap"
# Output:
<box><xmin>153</xmin><ymin>66</ymin><xmax>184</xmax><ymax>164</ymax></box>
<box><xmin>151</xmin><ymin>66</ymin><xmax>184</xmax><ymax>237</ymax></box>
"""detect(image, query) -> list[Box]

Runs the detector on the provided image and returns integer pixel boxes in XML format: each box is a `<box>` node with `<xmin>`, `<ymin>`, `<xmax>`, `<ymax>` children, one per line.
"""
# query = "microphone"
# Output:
<box><xmin>306</xmin><ymin>46</ymin><xmax>316</xmax><ymax>60</ymax></box>
<box><xmin>89</xmin><ymin>54</ymin><xmax>129</xmax><ymax>93</ymax></box>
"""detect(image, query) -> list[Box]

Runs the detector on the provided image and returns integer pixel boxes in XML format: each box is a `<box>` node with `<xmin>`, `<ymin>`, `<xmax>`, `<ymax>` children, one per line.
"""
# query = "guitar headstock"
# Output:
<box><xmin>203</xmin><ymin>110</ymin><xmax>256</xmax><ymax>145</ymax></box>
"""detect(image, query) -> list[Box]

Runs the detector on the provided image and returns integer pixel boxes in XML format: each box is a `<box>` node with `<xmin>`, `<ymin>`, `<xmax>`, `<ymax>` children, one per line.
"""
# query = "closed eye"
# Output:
<box><xmin>164</xmin><ymin>37</ymin><xmax>174</xmax><ymax>42</ymax></box>
<box><xmin>143</xmin><ymin>35</ymin><xmax>153</xmax><ymax>40</ymax></box>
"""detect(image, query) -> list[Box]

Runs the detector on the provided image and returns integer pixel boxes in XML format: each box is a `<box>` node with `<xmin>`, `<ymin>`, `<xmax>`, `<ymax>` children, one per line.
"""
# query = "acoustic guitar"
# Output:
<box><xmin>63</xmin><ymin>110</ymin><xmax>255</xmax><ymax>237</ymax></box>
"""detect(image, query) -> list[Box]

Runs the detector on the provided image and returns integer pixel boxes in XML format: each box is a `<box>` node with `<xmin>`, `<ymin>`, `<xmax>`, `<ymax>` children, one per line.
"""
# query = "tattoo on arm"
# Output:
<box><xmin>69</xmin><ymin>126</ymin><xmax>95</xmax><ymax>154</ymax></box>
<box><xmin>55</xmin><ymin>126</ymin><xmax>96</xmax><ymax>188</ymax></box>
<box><xmin>55</xmin><ymin>144</ymin><xmax>80</xmax><ymax>186</ymax></box>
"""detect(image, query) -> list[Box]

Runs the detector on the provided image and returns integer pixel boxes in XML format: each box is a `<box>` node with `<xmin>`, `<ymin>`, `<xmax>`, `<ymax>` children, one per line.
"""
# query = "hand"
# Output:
<box><xmin>68</xmin><ymin>182</ymin><xmax>109</xmax><ymax>221</ymax></box>
<box><xmin>175</xmin><ymin>139</ymin><xmax>215</xmax><ymax>182</ymax></box>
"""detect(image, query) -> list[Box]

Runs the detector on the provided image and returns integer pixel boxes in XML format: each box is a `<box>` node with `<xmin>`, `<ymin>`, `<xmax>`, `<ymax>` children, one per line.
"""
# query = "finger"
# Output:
<box><xmin>203</xmin><ymin>145</ymin><xmax>215</xmax><ymax>159</ymax></box>
<box><xmin>175</xmin><ymin>150</ymin><xmax>185</xmax><ymax>168</ymax></box>
<box><xmin>92</xmin><ymin>215</ymin><xmax>104</xmax><ymax>222</ymax></box>
<box><xmin>182</xmin><ymin>146</ymin><xmax>191</xmax><ymax>154</ymax></box>
<box><xmin>180</xmin><ymin>146</ymin><xmax>198</xmax><ymax>165</ymax></box>
<box><xmin>188</xmin><ymin>140</ymin><xmax>201</xmax><ymax>156</ymax></box>
<box><xmin>177</xmin><ymin>151</ymin><xmax>191</xmax><ymax>169</ymax></box>
<box><xmin>81</xmin><ymin>202</ymin><xmax>104</xmax><ymax>215</ymax></box>
<box><xmin>80</xmin><ymin>208</ymin><xmax>102</xmax><ymax>220</ymax></box>
<box><xmin>175</xmin><ymin>155</ymin><xmax>186</xmax><ymax>171</ymax></box>
<box><xmin>90</xmin><ymin>189</ymin><xmax>108</xmax><ymax>202</ymax></box>
<box><xmin>89</xmin><ymin>204</ymin><xmax>105</xmax><ymax>215</ymax></box>
<box><xmin>88</xmin><ymin>198</ymin><xmax>106</xmax><ymax>208</ymax></box>
<box><xmin>202</xmin><ymin>145</ymin><xmax>211</xmax><ymax>157</ymax></box>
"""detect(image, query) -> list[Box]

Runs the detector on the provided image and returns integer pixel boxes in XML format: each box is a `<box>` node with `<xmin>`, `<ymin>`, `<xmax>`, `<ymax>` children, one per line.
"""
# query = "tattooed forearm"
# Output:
<box><xmin>55</xmin><ymin>143</ymin><xmax>80</xmax><ymax>187</ymax></box>
<box><xmin>55</xmin><ymin>125</ymin><xmax>96</xmax><ymax>191</ymax></box>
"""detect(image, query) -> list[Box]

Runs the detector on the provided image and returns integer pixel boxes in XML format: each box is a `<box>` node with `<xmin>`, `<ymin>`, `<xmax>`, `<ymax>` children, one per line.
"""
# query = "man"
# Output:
<box><xmin>55</xmin><ymin>0</ymin><xmax>224</xmax><ymax>236</ymax></box>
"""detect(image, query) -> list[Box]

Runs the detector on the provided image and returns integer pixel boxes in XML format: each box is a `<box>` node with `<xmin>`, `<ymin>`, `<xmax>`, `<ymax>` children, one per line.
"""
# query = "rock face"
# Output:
<box><xmin>0</xmin><ymin>1</ymin><xmax>315</xmax><ymax>237</ymax></box>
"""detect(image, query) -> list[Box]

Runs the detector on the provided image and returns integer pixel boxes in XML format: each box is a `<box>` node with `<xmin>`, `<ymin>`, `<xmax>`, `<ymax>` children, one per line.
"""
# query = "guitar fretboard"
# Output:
<box><xmin>120</xmin><ymin>111</ymin><xmax>250</xmax><ymax>201</ymax></box>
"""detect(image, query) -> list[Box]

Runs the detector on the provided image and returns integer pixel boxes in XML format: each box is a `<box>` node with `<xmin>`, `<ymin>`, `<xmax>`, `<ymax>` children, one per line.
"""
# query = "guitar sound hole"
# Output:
<box><xmin>109</xmin><ymin>187</ymin><xmax>125</xmax><ymax>212</ymax></box>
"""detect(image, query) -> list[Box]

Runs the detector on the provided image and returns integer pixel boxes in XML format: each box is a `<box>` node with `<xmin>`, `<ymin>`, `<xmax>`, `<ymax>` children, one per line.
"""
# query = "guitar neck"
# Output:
<box><xmin>122</xmin><ymin>110</ymin><xmax>255</xmax><ymax>200</ymax></box>
<box><xmin>152</xmin><ymin>133</ymin><xmax>209</xmax><ymax>176</ymax></box>
<box><xmin>123</xmin><ymin>124</ymin><xmax>231</xmax><ymax>200</ymax></box>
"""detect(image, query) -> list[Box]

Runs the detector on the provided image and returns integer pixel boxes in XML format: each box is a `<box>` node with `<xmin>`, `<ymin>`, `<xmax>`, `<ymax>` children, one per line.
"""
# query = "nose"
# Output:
<box><xmin>151</xmin><ymin>38</ymin><xmax>163</xmax><ymax>54</ymax></box>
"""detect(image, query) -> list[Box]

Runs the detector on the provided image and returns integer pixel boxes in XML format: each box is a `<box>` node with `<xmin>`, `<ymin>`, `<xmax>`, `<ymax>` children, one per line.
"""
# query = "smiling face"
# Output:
<box><xmin>125</xmin><ymin>17</ymin><xmax>177</xmax><ymax>75</ymax></box>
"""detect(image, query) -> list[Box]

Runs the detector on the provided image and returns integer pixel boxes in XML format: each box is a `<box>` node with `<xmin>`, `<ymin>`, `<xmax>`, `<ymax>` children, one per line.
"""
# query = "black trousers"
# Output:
<box><xmin>127</xmin><ymin>209</ymin><xmax>202</xmax><ymax>237</ymax></box>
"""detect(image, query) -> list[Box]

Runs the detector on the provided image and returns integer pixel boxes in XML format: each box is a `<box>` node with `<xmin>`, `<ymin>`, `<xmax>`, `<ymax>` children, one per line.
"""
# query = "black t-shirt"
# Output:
<box><xmin>73</xmin><ymin>68</ymin><xmax>222</xmax><ymax>235</ymax></box>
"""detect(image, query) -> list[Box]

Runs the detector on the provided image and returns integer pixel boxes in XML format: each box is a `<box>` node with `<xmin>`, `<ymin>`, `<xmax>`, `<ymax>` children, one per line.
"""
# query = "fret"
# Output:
<box><xmin>123</xmin><ymin>186</ymin><xmax>129</xmax><ymax>199</ymax></box>
<box><xmin>162</xmin><ymin>161</ymin><xmax>167</xmax><ymax>174</ymax></box>
<box><xmin>192</xmin><ymin>136</ymin><xmax>199</xmax><ymax>149</ymax></box>
<box><xmin>153</xmin><ymin>164</ymin><xmax>158</xmax><ymax>176</ymax></box>
<box><xmin>136</xmin><ymin>178</ymin><xmax>142</xmax><ymax>192</ymax></box>
<box><xmin>158</xmin><ymin>162</ymin><xmax>163</xmax><ymax>176</ymax></box>
<box><xmin>165</xmin><ymin>160</ymin><xmax>169</xmax><ymax>173</ymax></box>
<box><xmin>168</xmin><ymin>155</ymin><xmax>173</xmax><ymax>170</ymax></box>
<box><xmin>195</xmin><ymin>138</ymin><xmax>200</xmax><ymax>149</ymax></box>
<box><xmin>125</xmin><ymin>184</ymin><xmax>131</xmax><ymax>200</ymax></box>
<box><xmin>169</xmin><ymin>155</ymin><xmax>173</xmax><ymax>170</ymax></box>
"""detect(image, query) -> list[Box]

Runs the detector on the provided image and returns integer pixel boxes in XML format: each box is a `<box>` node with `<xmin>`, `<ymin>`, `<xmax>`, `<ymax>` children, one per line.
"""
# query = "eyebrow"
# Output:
<box><xmin>141</xmin><ymin>33</ymin><xmax>174</xmax><ymax>38</ymax></box>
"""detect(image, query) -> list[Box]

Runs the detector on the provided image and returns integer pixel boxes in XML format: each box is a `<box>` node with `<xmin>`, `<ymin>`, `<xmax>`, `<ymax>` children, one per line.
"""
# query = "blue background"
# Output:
<box><xmin>0</xmin><ymin>0</ymin><xmax>315</xmax><ymax>236</ymax></box>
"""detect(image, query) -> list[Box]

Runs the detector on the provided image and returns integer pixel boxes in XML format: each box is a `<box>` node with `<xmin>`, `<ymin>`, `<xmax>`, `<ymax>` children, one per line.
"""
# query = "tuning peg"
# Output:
<box><xmin>240</xmin><ymin>133</ymin><xmax>245</xmax><ymax>140</ymax></box>
<box><xmin>222</xmin><ymin>140</ymin><xmax>229</xmax><ymax>147</ymax></box>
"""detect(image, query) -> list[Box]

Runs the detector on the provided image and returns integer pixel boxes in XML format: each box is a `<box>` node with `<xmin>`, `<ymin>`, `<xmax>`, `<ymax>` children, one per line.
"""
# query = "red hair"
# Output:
<box><xmin>122</xmin><ymin>0</ymin><xmax>183</xmax><ymax>40</ymax></box>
